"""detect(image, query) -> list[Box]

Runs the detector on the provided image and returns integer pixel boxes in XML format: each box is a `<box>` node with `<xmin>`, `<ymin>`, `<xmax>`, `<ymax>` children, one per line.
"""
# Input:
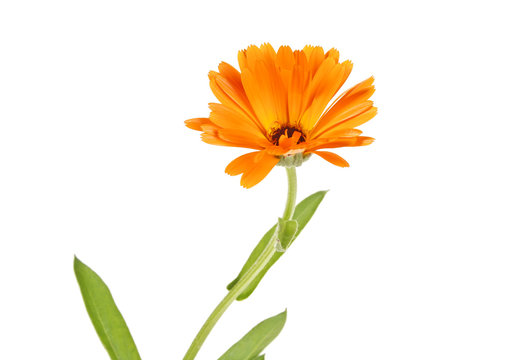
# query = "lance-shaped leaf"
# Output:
<box><xmin>227</xmin><ymin>190</ymin><xmax>327</xmax><ymax>300</ymax></box>
<box><xmin>74</xmin><ymin>256</ymin><xmax>141</xmax><ymax>360</ymax></box>
<box><xmin>218</xmin><ymin>310</ymin><xmax>287</xmax><ymax>360</ymax></box>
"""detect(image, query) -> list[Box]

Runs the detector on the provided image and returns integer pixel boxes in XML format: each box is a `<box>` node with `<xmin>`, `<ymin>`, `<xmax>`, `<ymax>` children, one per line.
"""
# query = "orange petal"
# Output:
<box><xmin>299</xmin><ymin>59</ymin><xmax>353</xmax><ymax>130</ymax></box>
<box><xmin>218</xmin><ymin>62</ymin><xmax>243</xmax><ymax>88</ymax></box>
<box><xmin>208</xmin><ymin>103</ymin><xmax>266</xmax><ymax>137</ymax></box>
<box><xmin>325</xmin><ymin>48</ymin><xmax>340</xmax><ymax>63</ymax></box>
<box><xmin>241</xmin><ymin>62</ymin><xmax>286</xmax><ymax>130</ymax></box>
<box><xmin>240</xmin><ymin>153</ymin><xmax>279</xmax><ymax>188</ymax></box>
<box><xmin>209</xmin><ymin>71</ymin><xmax>262</xmax><ymax>131</ymax></box>
<box><xmin>306</xmin><ymin>136</ymin><xmax>375</xmax><ymax>151</ymax></box>
<box><xmin>199</xmin><ymin>123</ymin><xmax>220</xmax><ymax>134</ymax></box>
<box><xmin>316</xmin><ymin>107</ymin><xmax>378</xmax><ymax>138</ymax></box>
<box><xmin>260</xmin><ymin>43</ymin><xmax>277</xmax><ymax>66</ymax></box>
<box><xmin>287</xmin><ymin>53</ymin><xmax>309</xmax><ymax>126</ymax></box>
<box><xmin>225</xmin><ymin>151</ymin><xmax>261</xmax><ymax>175</ymax></box>
<box><xmin>277</xmin><ymin>45</ymin><xmax>295</xmax><ymax>70</ymax></box>
<box><xmin>200</xmin><ymin>133</ymin><xmax>235</xmax><ymax>147</ymax></box>
<box><xmin>185</xmin><ymin>118</ymin><xmax>214</xmax><ymax>131</ymax></box>
<box><xmin>312</xmin><ymin>77</ymin><xmax>375</xmax><ymax>136</ymax></box>
<box><xmin>217</xmin><ymin>128</ymin><xmax>270</xmax><ymax>149</ymax></box>
<box><xmin>313</xmin><ymin>151</ymin><xmax>349</xmax><ymax>167</ymax></box>
<box><xmin>303</xmin><ymin>45</ymin><xmax>325</xmax><ymax>75</ymax></box>
<box><xmin>201</xmin><ymin>132</ymin><xmax>262</xmax><ymax>149</ymax></box>
<box><xmin>239</xmin><ymin>45</ymin><xmax>261</xmax><ymax>72</ymax></box>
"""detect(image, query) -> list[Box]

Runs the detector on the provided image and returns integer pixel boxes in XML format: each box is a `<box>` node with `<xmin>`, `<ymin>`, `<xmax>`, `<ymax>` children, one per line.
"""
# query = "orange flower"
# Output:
<box><xmin>186</xmin><ymin>44</ymin><xmax>377</xmax><ymax>188</ymax></box>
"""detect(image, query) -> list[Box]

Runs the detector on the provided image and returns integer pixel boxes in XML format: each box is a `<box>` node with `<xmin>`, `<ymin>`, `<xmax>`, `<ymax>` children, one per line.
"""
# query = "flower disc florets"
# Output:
<box><xmin>270</xmin><ymin>126</ymin><xmax>306</xmax><ymax>146</ymax></box>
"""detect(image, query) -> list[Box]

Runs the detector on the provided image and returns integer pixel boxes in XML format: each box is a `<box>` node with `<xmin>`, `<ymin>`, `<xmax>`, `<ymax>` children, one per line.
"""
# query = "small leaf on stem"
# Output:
<box><xmin>276</xmin><ymin>218</ymin><xmax>298</xmax><ymax>252</ymax></box>
<box><xmin>218</xmin><ymin>310</ymin><xmax>287</xmax><ymax>360</ymax></box>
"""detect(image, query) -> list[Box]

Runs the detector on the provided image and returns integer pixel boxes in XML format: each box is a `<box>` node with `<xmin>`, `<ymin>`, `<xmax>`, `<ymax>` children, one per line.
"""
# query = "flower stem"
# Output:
<box><xmin>182</xmin><ymin>166</ymin><xmax>298</xmax><ymax>360</ymax></box>
<box><xmin>282</xmin><ymin>166</ymin><xmax>297</xmax><ymax>220</ymax></box>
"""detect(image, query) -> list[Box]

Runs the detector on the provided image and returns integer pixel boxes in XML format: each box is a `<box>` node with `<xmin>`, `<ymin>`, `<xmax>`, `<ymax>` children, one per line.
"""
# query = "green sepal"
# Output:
<box><xmin>227</xmin><ymin>190</ymin><xmax>328</xmax><ymax>300</ymax></box>
<box><xmin>276</xmin><ymin>218</ymin><xmax>298</xmax><ymax>252</ymax></box>
<box><xmin>74</xmin><ymin>256</ymin><xmax>141</xmax><ymax>360</ymax></box>
<box><xmin>217</xmin><ymin>310</ymin><xmax>287</xmax><ymax>360</ymax></box>
<box><xmin>276</xmin><ymin>152</ymin><xmax>311</xmax><ymax>167</ymax></box>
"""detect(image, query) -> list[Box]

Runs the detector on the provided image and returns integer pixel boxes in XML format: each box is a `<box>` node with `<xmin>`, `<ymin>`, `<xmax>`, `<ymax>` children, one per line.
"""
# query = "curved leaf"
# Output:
<box><xmin>74</xmin><ymin>256</ymin><xmax>141</xmax><ymax>360</ymax></box>
<box><xmin>218</xmin><ymin>310</ymin><xmax>287</xmax><ymax>360</ymax></box>
<box><xmin>227</xmin><ymin>191</ymin><xmax>327</xmax><ymax>300</ymax></box>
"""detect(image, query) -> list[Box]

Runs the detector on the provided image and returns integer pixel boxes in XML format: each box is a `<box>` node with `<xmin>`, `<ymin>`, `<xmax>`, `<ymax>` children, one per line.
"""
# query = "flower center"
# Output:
<box><xmin>270</xmin><ymin>126</ymin><xmax>306</xmax><ymax>146</ymax></box>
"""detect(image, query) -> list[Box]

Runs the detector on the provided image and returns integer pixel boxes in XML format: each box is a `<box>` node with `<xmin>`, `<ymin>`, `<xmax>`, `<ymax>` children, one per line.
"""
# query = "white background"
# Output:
<box><xmin>1</xmin><ymin>0</ymin><xmax>516</xmax><ymax>359</ymax></box>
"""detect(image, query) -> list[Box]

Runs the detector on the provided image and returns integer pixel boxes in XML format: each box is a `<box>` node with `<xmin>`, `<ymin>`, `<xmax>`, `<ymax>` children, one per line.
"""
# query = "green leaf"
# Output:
<box><xmin>277</xmin><ymin>218</ymin><xmax>298</xmax><ymax>252</ymax></box>
<box><xmin>227</xmin><ymin>190</ymin><xmax>327</xmax><ymax>300</ymax></box>
<box><xmin>74</xmin><ymin>256</ymin><xmax>141</xmax><ymax>360</ymax></box>
<box><xmin>252</xmin><ymin>355</ymin><xmax>265</xmax><ymax>360</ymax></box>
<box><xmin>218</xmin><ymin>310</ymin><xmax>287</xmax><ymax>360</ymax></box>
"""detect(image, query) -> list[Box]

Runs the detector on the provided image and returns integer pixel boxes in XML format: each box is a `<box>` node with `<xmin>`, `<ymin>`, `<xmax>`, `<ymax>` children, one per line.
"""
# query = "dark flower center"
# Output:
<box><xmin>270</xmin><ymin>126</ymin><xmax>306</xmax><ymax>146</ymax></box>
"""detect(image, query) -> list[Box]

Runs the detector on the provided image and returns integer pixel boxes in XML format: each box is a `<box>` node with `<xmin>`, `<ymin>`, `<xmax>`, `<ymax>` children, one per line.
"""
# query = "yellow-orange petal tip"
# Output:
<box><xmin>314</xmin><ymin>151</ymin><xmax>350</xmax><ymax>167</ymax></box>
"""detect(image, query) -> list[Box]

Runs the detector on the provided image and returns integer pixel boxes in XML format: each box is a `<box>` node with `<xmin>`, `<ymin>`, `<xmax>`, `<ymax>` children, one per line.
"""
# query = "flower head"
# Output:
<box><xmin>186</xmin><ymin>44</ymin><xmax>377</xmax><ymax>188</ymax></box>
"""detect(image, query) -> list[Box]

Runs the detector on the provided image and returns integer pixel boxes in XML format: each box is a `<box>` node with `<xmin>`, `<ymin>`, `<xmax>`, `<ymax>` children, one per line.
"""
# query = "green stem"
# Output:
<box><xmin>182</xmin><ymin>166</ymin><xmax>298</xmax><ymax>360</ymax></box>
<box><xmin>282</xmin><ymin>166</ymin><xmax>297</xmax><ymax>220</ymax></box>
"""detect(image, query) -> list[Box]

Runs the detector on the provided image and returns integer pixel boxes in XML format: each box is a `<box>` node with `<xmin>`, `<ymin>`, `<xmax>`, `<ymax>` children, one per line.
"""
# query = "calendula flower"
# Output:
<box><xmin>186</xmin><ymin>44</ymin><xmax>377</xmax><ymax>188</ymax></box>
